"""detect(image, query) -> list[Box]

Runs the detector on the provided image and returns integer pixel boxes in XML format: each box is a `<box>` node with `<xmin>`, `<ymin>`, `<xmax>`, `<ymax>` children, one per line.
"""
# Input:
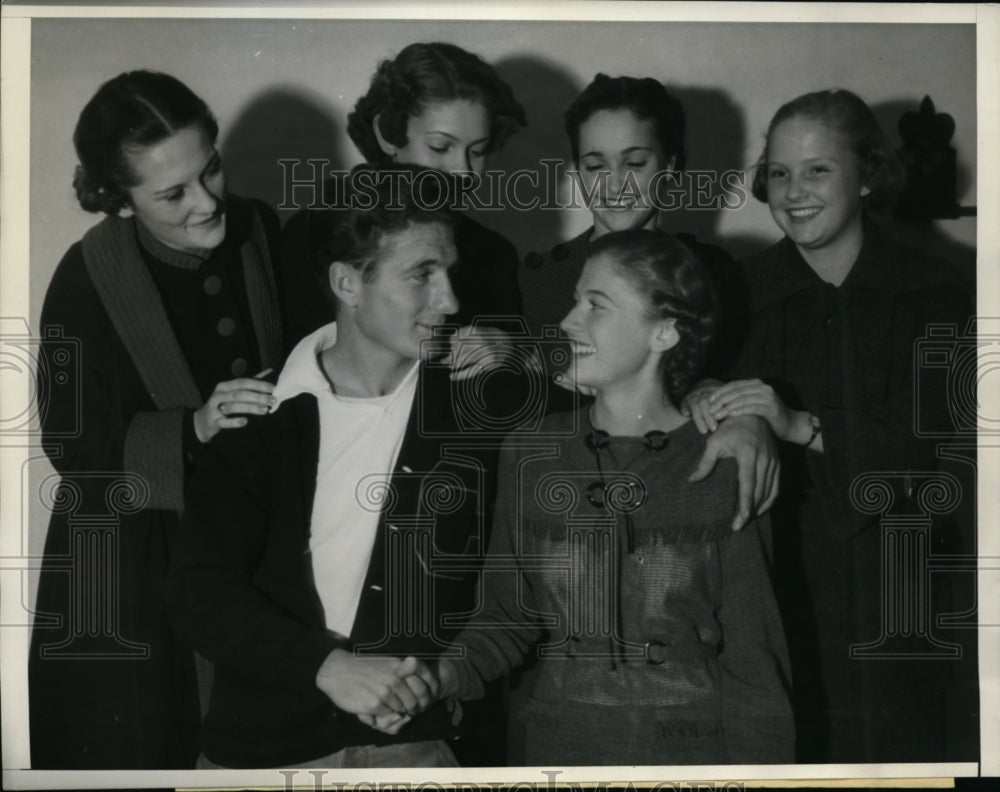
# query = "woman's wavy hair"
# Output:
<box><xmin>347</xmin><ymin>42</ymin><xmax>526</xmax><ymax>163</ymax></box>
<box><xmin>588</xmin><ymin>229</ymin><xmax>716</xmax><ymax>407</ymax></box>
<box><xmin>750</xmin><ymin>88</ymin><xmax>903</xmax><ymax>210</ymax></box>
<box><xmin>564</xmin><ymin>73</ymin><xmax>687</xmax><ymax>170</ymax></box>
<box><xmin>315</xmin><ymin>164</ymin><xmax>459</xmax><ymax>291</ymax></box>
<box><xmin>72</xmin><ymin>70</ymin><xmax>218</xmax><ymax>215</ymax></box>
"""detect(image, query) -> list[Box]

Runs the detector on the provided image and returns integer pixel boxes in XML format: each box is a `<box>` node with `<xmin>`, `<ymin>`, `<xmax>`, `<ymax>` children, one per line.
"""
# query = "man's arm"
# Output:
<box><xmin>165</xmin><ymin>413</ymin><xmax>341</xmax><ymax>692</ymax></box>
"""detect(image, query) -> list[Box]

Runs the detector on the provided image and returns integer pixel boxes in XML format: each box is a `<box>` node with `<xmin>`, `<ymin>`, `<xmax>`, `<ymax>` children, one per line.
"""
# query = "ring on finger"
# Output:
<box><xmin>219</xmin><ymin>402</ymin><xmax>228</xmax><ymax>416</ymax></box>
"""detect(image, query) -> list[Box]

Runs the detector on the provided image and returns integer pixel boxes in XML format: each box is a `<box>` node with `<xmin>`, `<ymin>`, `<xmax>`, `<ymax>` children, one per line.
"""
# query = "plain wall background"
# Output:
<box><xmin>29</xmin><ymin>18</ymin><xmax>977</xmax><ymax>327</ymax></box>
<box><xmin>24</xmin><ymin>17</ymin><xmax>977</xmax><ymax>592</ymax></box>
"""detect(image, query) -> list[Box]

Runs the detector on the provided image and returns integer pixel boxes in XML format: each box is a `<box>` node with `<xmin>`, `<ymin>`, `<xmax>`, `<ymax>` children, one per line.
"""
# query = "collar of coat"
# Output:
<box><xmin>80</xmin><ymin>197</ymin><xmax>283</xmax><ymax>409</ymax></box>
<box><xmin>742</xmin><ymin>217</ymin><xmax>965</xmax><ymax>312</ymax></box>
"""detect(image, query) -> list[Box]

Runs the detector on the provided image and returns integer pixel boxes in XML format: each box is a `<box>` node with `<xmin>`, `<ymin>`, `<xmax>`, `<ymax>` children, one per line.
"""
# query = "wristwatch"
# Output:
<box><xmin>804</xmin><ymin>413</ymin><xmax>822</xmax><ymax>447</ymax></box>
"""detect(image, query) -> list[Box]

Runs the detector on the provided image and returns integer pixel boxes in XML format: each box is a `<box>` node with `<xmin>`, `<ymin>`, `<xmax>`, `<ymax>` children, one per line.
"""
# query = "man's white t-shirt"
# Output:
<box><xmin>272</xmin><ymin>323</ymin><xmax>419</xmax><ymax>637</ymax></box>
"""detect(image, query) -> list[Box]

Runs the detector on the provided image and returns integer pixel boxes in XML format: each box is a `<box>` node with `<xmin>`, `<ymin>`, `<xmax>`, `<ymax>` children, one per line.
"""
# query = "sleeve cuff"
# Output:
<box><xmin>450</xmin><ymin>651</ymin><xmax>487</xmax><ymax>702</ymax></box>
<box><xmin>123</xmin><ymin>407</ymin><xmax>187</xmax><ymax>511</ymax></box>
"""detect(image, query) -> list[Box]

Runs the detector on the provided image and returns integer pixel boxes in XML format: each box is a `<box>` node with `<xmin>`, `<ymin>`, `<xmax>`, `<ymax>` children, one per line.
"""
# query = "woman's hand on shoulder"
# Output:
<box><xmin>688</xmin><ymin>412</ymin><xmax>780</xmax><ymax>532</ymax></box>
<box><xmin>193</xmin><ymin>371</ymin><xmax>277</xmax><ymax>443</ymax></box>
<box><xmin>705</xmin><ymin>379</ymin><xmax>797</xmax><ymax>440</ymax></box>
<box><xmin>681</xmin><ymin>379</ymin><xmax>723</xmax><ymax>433</ymax></box>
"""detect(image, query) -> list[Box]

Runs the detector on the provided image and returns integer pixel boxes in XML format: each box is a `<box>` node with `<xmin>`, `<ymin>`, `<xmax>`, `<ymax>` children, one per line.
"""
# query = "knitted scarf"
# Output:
<box><xmin>81</xmin><ymin>204</ymin><xmax>282</xmax><ymax>510</ymax></box>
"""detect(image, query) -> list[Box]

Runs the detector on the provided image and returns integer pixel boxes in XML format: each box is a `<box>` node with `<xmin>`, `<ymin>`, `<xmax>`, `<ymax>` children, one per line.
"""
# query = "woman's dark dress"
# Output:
<box><xmin>733</xmin><ymin>224</ymin><xmax>978</xmax><ymax>763</ymax></box>
<box><xmin>29</xmin><ymin>198</ymin><xmax>283</xmax><ymax>769</ymax></box>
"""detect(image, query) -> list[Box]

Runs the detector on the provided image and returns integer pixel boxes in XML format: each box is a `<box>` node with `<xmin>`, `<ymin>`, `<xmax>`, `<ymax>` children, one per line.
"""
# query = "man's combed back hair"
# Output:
<box><xmin>315</xmin><ymin>164</ymin><xmax>459</xmax><ymax>284</ymax></box>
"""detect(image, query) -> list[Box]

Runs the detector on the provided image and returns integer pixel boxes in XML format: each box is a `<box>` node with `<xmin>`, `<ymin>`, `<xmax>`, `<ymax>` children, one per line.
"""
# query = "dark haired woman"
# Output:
<box><xmin>520</xmin><ymin>73</ymin><xmax>745</xmax><ymax>378</ymax></box>
<box><xmin>428</xmin><ymin>230</ymin><xmax>793</xmax><ymax>766</ymax></box>
<box><xmin>281</xmin><ymin>41</ymin><xmax>527</xmax><ymax>343</ymax></box>
<box><xmin>688</xmin><ymin>89</ymin><xmax>975</xmax><ymax>762</ymax></box>
<box><xmin>30</xmin><ymin>70</ymin><xmax>283</xmax><ymax>769</ymax></box>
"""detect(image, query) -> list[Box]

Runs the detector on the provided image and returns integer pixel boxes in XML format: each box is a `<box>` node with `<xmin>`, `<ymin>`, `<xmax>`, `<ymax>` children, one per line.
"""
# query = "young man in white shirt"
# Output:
<box><xmin>168</xmin><ymin>166</ymin><xmax>529</xmax><ymax>768</ymax></box>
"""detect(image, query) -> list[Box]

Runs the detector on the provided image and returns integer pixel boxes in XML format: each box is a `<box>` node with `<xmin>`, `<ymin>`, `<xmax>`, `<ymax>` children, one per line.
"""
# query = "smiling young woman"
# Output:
<box><xmin>429</xmin><ymin>230</ymin><xmax>794</xmax><ymax>766</ymax></box>
<box><xmin>29</xmin><ymin>70</ymin><xmax>284</xmax><ymax>770</ymax></box>
<box><xmin>699</xmin><ymin>89</ymin><xmax>977</xmax><ymax>763</ymax></box>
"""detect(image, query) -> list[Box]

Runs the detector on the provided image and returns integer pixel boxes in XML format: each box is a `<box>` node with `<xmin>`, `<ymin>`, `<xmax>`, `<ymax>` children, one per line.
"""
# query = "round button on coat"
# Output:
<box><xmin>203</xmin><ymin>275</ymin><xmax>223</xmax><ymax>295</ymax></box>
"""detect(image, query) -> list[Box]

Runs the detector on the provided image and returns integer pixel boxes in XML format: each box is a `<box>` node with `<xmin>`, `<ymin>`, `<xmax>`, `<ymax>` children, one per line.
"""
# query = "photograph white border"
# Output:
<box><xmin>1</xmin><ymin>2</ymin><xmax>997</xmax><ymax>788</ymax></box>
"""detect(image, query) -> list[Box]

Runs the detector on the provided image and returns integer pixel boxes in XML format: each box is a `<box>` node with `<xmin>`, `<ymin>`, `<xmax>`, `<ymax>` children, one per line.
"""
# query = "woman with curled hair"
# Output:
<box><xmin>30</xmin><ymin>70</ymin><xmax>283</xmax><ymax>769</ymax></box>
<box><xmin>281</xmin><ymin>41</ymin><xmax>527</xmax><ymax>343</ymax></box>
<box><xmin>346</xmin><ymin>41</ymin><xmax>524</xmax><ymax>167</ymax></box>
<box><xmin>426</xmin><ymin>229</ymin><xmax>794</xmax><ymax>766</ymax></box>
<box><xmin>688</xmin><ymin>89</ymin><xmax>976</xmax><ymax>762</ymax></box>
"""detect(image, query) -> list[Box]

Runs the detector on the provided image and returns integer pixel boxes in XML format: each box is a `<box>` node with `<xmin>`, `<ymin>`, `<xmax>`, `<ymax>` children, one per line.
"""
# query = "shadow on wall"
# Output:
<box><xmin>871</xmin><ymin>97</ymin><xmax>976</xmax><ymax>291</ymax></box>
<box><xmin>482</xmin><ymin>55</ymin><xmax>583</xmax><ymax>258</ymax></box>
<box><xmin>665</xmin><ymin>85</ymin><xmax>772</xmax><ymax>261</ymax></box>
<box><xmin>220</xmin><ymin>86</ymin><xmax>348</xmax><ymax>222</ymax></box>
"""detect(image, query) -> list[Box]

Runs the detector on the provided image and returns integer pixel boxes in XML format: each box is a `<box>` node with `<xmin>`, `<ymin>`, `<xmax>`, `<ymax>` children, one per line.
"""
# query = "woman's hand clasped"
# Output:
<box><xmin>316</xmin><ymin>651</ymin><xmax>439</xmax><ymax>720</ymax></box>
<box><xmin>342</xmin><ymin>656</ymin><xmax>460</xmax><ymax>735</ymax></box>
<box><xmin>193</xmin><ymin>372</ymin><xmax>276</xmax><ymax>443</ymax></box>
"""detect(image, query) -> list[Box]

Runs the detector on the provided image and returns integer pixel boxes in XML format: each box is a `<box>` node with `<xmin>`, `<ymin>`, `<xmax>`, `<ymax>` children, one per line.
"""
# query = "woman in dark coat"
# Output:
<box><xmin>29</xmin><ymin>70</ymin><xmax>283</xmax><ymax>769</ymax></box>
<box><xmin>281</xmin><ymin>41</ymin><xmax>527</xmax><ymax>343</ymax></box>
<box><xmin>694</xmin><ymin>89</ymin><xmax>976</xmax><ymax>763</ymax></box>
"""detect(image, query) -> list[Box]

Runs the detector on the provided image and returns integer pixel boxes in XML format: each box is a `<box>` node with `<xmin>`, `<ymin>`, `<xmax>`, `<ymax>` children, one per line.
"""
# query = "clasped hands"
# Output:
<box><xmin>315</xmin><ymin>649</ymin><xmax>457</xmax><ymax>736</ymax></box>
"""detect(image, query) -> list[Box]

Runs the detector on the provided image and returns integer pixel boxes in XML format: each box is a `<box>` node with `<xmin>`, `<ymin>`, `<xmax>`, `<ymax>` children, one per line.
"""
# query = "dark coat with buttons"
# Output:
<box><xmin>732</xmin><ymin>223</ymin><xmax>978</xmax><ymax>763</ymax></box>
<box><xmin>166</xmin><ymin>365</ymin><xmax>532</xmax><ymax>768</ymax></box>
<box><xmin>29</xmin><ymin>198</ymin><xmax>283</xmax><ymax>769</ymax></box>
